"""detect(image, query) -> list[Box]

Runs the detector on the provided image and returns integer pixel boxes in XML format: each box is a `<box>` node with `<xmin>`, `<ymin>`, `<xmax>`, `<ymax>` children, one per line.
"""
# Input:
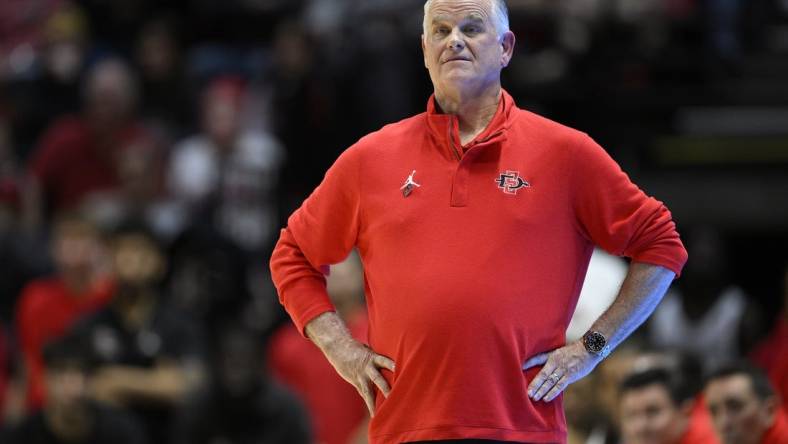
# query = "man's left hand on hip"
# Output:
<box><xmin>523</xmin><ymin>341</ymin><xmax>602</xmax><ymax>402</ymax></box>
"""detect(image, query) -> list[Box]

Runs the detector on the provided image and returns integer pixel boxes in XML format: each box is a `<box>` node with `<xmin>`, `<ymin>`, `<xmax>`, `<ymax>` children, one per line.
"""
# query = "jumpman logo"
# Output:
<box><xmin>401</xmin><ymin>170</ymin><xmax>421</xmax><ymax>197</ymax></box>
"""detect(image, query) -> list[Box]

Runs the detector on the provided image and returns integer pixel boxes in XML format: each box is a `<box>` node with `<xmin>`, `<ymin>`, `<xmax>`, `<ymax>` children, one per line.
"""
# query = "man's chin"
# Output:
<box><xmin>436</xmin><ymin>72</ymin><xmax>478</xmax><ymax>90</ymax></box>
<box><xmin>440</xmin><ymin>67</ymin><xmax>473</xmax><ymax>79</ymax></box>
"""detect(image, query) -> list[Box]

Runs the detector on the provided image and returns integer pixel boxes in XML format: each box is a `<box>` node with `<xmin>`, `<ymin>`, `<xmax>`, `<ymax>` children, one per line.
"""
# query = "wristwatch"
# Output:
<box><xmin>582</xmin><ymin>330</ymin><xmax>611</xmax><ymax>359</ymax></box>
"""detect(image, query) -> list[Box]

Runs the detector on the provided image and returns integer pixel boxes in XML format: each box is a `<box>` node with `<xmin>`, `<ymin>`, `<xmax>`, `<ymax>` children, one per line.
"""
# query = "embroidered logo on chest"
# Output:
<box><xmin>495</xmin><ymin>170</ymin><xmax>530</xmax><ymax>195</ymax></box>
<box><xmin>401</xmin><ymin>170</ymin><xmax>421</xmax><ymax>197</ymax></box>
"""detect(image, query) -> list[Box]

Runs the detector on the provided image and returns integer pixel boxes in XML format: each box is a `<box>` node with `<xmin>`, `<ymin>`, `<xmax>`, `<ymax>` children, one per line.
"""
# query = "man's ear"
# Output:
<box><xmin>501</xmin><ymin>30</ymin><xmax>516</xmax><ymax>68</ymax></box>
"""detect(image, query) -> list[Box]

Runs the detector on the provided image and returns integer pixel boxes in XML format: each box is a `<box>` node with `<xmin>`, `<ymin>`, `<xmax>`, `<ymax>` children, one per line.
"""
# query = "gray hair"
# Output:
<box><xmin>422</xmin><ymin>0</ymin><xmax>510</xmax><ymax>38</ymax></box>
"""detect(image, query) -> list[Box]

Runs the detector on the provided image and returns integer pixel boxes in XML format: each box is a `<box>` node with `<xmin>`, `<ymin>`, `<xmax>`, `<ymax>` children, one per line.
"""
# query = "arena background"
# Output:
<box><xmin>0</xmin><ymin>1</ymin><xmax>787</xmax><ymax>443</ymax></box>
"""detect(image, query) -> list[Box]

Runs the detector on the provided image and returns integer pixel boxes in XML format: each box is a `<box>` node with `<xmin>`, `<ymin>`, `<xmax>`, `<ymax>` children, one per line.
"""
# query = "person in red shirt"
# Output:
<box><xmin>16</xmin><ymin>215</ymin><xmax>114</xmax><ymax>411</ymax></box>
<box><xmin>619</xmin><ymin>367</ymin><xmax>719</xmax><ymax>444</ymax></box>
<box><xmin>268</xmin><ymin>251</ymin><xmax>369</xmax><ymax>444</ymax></box>
<box><xmin>23</xmin><ymin>57</ymin><xmax>152</xmax><ymax>229</ymax></box>
<box><xmin>704</xmin><ymin>362</ymin><xmax>788</xmax><ymax>444</ymax></box>
<box><xmin>269</xmin><ymin>0</ymin><xmax>687</xmax><ymax>442</ymax></box>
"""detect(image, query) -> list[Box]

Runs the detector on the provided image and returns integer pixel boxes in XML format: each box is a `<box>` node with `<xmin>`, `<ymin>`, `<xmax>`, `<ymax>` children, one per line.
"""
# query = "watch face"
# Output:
<box><xmin>584</xmin><ymin>331</ymin><xmax>606</xmax><ymax>353</ymax></box>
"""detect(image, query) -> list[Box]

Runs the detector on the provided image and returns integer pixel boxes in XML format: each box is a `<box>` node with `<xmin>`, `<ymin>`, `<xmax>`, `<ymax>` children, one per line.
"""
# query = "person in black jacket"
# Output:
<box><xmin>170</xmin><ymin>321</ymin><xmax>311</xmax><ymax>444</ymax></box>
<box><xmin>0</xmin><ymin>334</ymin><xmax>148</xmax><ymax>444</ymax></box>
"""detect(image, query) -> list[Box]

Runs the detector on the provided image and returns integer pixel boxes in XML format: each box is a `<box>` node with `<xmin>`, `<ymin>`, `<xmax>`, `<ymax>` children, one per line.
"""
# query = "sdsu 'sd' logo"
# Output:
<box><xmin>495</xmin><ymin>170</ymin><xmax>530</xmax><ymax>195</ymax></box>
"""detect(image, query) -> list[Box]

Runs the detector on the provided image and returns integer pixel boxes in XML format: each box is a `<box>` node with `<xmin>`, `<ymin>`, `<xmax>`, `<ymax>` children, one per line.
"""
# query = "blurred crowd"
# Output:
<box><xmin>0</xmin><ymin>0</ymin><xmax>787</xmax><ymax>443</ymax></box>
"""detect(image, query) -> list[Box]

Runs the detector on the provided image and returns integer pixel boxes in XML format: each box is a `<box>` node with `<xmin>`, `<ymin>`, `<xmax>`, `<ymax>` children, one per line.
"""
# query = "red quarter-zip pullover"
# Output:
<box><xmin>270</xmin><ymin>90</ymin><xmax>687</xmax><ymax>443</ymax></box>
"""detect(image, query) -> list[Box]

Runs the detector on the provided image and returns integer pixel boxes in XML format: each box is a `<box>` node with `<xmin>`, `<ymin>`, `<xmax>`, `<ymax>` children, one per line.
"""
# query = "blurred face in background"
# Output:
<box><xmin>52</xmin><ymin>219</ymin><xmax>103</xmax><ymax>281</ymax></box>
<box><xmin>705</xmin><ymin>375</ymin><xmax>776</xmax><ymax>444</ymax></box>
<box><xmin>216</xmin><ymin>329</ymin><xmax>260</xmax><ymax>397</ymax></box>
<box><xmin>112</xmin><ymin>233</ymin><xmax>165</xmax><ymax>288</ymax></box>
<box><xmin>43</xmin><ymin>3</ymin><xmax>88</xmax><ymax>83</ymax></box>
<box><xmin>421</xmin><ymin>0</ymin><xmax>514</xmax><ymax>98</ymax></box>
<box><xmin>202</xmin><ymin>79</ymin><xmax>244</xmax><ymax>147</ymax></box>
<box><xmin>115</xmin><ymin>139</ymin><xmax>160</xmax><ymax>202</ymax></box>
<box><xmin>45</xmin><ymin>362</ymin><xmax>88</xmax><ymax>412</ymax></box>
<box><xmin>83</xmin><ymin>59</ymin><xmax>137</xmax><ymax>131</ymax></box>
<box><xmin>620</xmin><ymin>383</ymin><xmax>688</xmax><ymax>444</ymax></box>
<box><xmin>136</xmin><ymin>20</ymin><xmax>178</xmax><ymax>81</ymax></box>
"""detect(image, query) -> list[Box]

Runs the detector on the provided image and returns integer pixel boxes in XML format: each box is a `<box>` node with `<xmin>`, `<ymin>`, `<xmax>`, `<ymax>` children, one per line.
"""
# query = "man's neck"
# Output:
<box><xmin>435</xmin><ymin>83</ymin><xmax>502</xmax><ymax>146</ymax></box>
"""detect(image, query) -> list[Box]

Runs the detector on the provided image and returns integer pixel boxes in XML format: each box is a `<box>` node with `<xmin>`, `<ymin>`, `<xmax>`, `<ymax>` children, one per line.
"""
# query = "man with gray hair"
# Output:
<box><xmin>270</xmin><ymin>0</ymin><xmax>688</xmax><ymax>442</ymax></box>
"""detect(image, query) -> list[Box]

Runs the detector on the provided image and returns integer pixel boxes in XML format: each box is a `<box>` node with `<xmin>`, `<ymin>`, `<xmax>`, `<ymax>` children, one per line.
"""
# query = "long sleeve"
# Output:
<box><xmin>270</xmin><ymin>146</ymin><xmax>362</xmax><ymax>336</ymax></box>
<box><xmin>571</xmin><ymin>135</ymin><xmax>688</xmax><ymax>276</ymax></box>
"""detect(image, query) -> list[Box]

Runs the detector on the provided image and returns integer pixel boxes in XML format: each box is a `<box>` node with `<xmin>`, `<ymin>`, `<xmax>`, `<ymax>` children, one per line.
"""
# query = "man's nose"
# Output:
<box><xmin>447</xmin><ymin>29</ymin><xmax>465</xmax><ymax>51</ymax></box>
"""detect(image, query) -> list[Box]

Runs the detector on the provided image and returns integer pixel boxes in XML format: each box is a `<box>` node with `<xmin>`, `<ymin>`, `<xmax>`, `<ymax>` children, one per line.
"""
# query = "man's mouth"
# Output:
<box><xmin>443</xmin><ymin>57</ymin><xmax>470</xmax><ymax>63</ymax></box>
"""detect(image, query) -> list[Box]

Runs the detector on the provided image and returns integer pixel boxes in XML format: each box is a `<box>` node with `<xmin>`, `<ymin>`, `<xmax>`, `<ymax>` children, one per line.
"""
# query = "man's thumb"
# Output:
<box><xmin>522</xmin><ymin>352</ymin><xmax>549</xmax><ymax>370</ymax></box>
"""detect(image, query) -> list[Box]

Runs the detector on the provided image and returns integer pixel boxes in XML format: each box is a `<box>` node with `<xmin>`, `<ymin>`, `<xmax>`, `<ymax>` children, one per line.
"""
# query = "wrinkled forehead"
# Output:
<box><xmin>426</xmin><ymin>0</ymin><xmax>493</xmax><ymax>23</ymax></box>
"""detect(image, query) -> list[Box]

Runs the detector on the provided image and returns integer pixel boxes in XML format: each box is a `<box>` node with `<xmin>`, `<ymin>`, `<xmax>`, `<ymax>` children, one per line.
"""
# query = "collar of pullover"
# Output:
<box><xmin>425</xmin><ymin>88</ymin><xmax>514</xmax><ymax>161</ymax></box>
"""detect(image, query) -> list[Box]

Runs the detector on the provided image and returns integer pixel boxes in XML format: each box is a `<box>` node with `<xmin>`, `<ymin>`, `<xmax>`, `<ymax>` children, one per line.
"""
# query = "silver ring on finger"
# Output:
<box><xmin>549</xmin><ymin>373</ymin><xmax>560</xmax><ymax>383</ymax></box>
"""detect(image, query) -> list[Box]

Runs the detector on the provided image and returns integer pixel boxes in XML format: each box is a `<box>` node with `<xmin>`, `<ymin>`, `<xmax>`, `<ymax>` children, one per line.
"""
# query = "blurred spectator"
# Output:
<box><xmin>70</xmin><ymin>222</ymin><xmax>205</xmax><ymax>442</ymax></box>
<box><xmin>166</xmin><ymin>224</ymin><xmax>251</xmax><ymax>329</ymax></box>
<box><xmin>268</xmin><ymin>20</ymin><xmax>346</xmax><ymax>213</ymax></box>
<box><xmin>704</xmin><ymin>361</ymin><xmax>788</xmax><ymax>444</ymax></box>
<box><xmin>565</xmin><ymin>372</ymin><xmax>606</xmax><ymax>444</ymax></box>
<box><xmin>0</xmin><ymin>0</ymin><xmax>64</xmax><ymax>81</ymax></box>
<box><xmin>0</xmin><ymin>118</ymin><xmax>50</xmax><ymax>324</ymax></box>
<box><xmin>167</xmin><ymin>75</ymin><xmax>284</xmax><ymax>254</ymax></box>
<box><xmin>0</xmin><ymin>333</ymin><xmax>148</xmax><ymax>444</ymax></box>
<box><xmin>22</xmin><ymin>57</ymin><xmax>156</xmax><ymax>230</ymax></box>
<box><xmin>171</xmin><ymin>322</ymin><xmax>311</xmax><ymax>444</ymax></box>
<box><xmin>15</xmin><ymin>214</ymin><xmax>114</xmax><ymax>411</ymax></box>
<box><xmin>632</xmin><ymin>350</ymin><xmax>720</xmax><ymax>444</ymax></box>
<box><xmin>134</xmin><ymin>16</ymin><xmax>193</xmax><ymax>140</ymax></box>
<box><xmin>565</xmin><ymin>344</ymin><xmax>641</xmax><ymax>444</ymax></box>
<box><xmin>5</xmin><ymin>2</ymin><xmax>89</xmax><ymax>160</ymax></box>
<box><xmin>267</xmin><ymin>251</ymin><xmax>369</xmax><ymax>444</ymax></box>
<box><xmin>750</xmin><ymin>263</ymin><xmax>788</xmax><ymax>406</ymax></box>
<box><xmin>648</xmin><ymin>227</ymin><xmax>761</xmax><ymax>371</ymax></box>
<box><xmin>619</xmin><ymin>367</ymin><xmax>719</xmax><ymax>444</ymax></box>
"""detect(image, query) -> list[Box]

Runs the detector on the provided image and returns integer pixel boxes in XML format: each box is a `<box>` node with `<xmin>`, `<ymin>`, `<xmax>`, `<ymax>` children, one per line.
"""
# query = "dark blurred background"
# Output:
<box><xmin>0</xmin><ymin>0</ymin><xmax>787</xmax><ymax>443</ymax></box>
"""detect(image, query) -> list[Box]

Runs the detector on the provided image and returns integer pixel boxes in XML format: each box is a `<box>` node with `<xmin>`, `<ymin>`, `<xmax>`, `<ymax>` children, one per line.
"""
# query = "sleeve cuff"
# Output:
<box><xmin>631</xmin><ymin>249</ymin><xmax>688</xmax><ymax>278</ymax></box>
<box><xmin>280</xmin><ymin>277</ymin><xmax>337</xmax><ymax>337</ymax></box>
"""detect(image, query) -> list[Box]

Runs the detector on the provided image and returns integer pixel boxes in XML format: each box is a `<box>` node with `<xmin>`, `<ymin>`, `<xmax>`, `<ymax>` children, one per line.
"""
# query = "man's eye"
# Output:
<box><xmin>463</xmin><ymin>26</ymin><xmax>480</xmax><ymax>34</ymax></box>
<box><xmin>436</xmin><ymin>27</ymin><xmax>450</xmax><ymax>35</ymax></box>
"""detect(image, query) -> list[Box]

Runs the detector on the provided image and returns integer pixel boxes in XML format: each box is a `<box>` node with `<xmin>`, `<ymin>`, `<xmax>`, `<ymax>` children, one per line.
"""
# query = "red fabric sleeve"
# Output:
<box><xmin>571</xmin><ymin>135</ymin><xmax>688</xmax><ymax>276</ymax></box>
<box><xmin>270</xmin><ymin>147</ymin><xmax>362</xmax><ymax>336</ymax></box>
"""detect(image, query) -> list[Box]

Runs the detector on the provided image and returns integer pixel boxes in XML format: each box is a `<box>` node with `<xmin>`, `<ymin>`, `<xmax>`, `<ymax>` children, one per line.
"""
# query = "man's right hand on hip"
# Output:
<box><xmin>305</xmin><ymin>312</ymin><xmax>396</xmax><ymax>417</ymax></box>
